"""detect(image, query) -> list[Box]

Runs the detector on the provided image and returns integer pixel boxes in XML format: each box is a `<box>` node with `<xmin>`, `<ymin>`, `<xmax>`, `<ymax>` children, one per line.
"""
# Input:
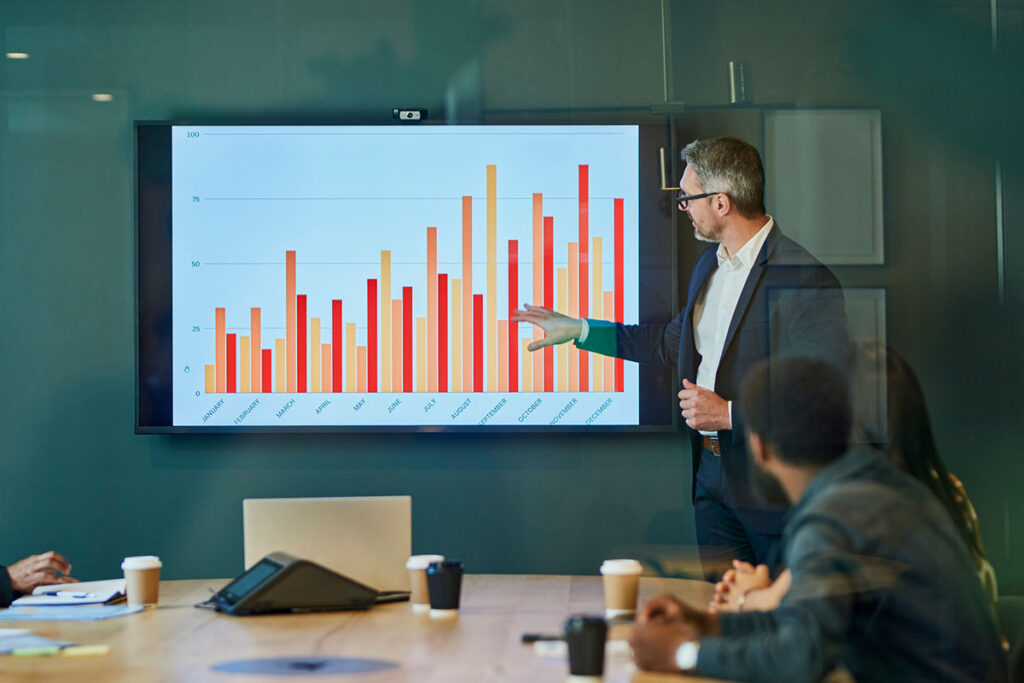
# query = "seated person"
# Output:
<box><xmin>1</xmin><ymin>551</ymin><xmax>77</xmax><ymax>607</ymax></box>
<box><xmin>630</xmin><ymin>357</ymin><xmax>1007</xmax><ymax>682</ymax></box>
<box><xmin>711</xmin><ymin>342</ymin><xmax>997</xmax><ymax>613</ymax></box>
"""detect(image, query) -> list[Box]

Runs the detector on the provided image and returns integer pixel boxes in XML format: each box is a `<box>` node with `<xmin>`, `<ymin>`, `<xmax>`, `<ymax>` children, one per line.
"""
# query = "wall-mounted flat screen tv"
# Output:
<box><xmin>136</xmin><ymin>123</ymin><xmax>677</xmax><ymax>432</ymax></box>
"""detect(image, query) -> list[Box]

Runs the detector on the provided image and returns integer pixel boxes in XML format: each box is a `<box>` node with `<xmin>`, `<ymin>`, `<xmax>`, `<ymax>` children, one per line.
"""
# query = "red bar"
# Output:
<box><xmin>226</xmin><ymin>333</ymin><xmax>237</xmax><ymax>393</ymax></box>
<box><xmin>544</xmin><ymin>217</ymin><xmax>554</xmax><ymax>392</ymax></box>
<box><xmin>508</xmin><ymin>240</ymin><xmax>519</xmax><ymax>392</ymax></box>
<box><xmin>332</xmin><ymin>300</ymin><xmax>343</xmax><ymax>393</ymax></box>
<box><xmin>297</xmin><ymin>295</ymin><xmax>307</xmax><ymax>392</ymax></box>
<box><xmin>403</xmin><ymin>286</ymin><xmax>413</xmax><ymax>393</ymax></box>
<box><xmin>579</xmin><ymin>165</ymin><xmax>589</xmax><ymax>392</ymax></box>
<box><xmin>438</xmin><ymin>274</ymin><xmax>448</xmax><ymax>393</ymax></box>
<box><xmin>367</xmin><ymin>279</ymin><xmax>378</xmax><ymax>393</ymax></box>
<box><xmin>473</xmin><ymin>294</ymin><xmax>483</xmax><ymax>392</ymax></box>
<box><xmin>261</xmin><ymin>349</ymin><xmax>272</xmax><ymax>393</ymax></box>
<box><xmin>614</xmin><ymin>198</ymin><xmax>625</xmax><ymax>392</ymax></box>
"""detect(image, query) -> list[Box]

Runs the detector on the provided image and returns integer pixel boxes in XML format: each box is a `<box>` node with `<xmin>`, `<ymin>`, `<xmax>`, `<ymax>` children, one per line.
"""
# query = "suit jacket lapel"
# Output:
<box><xmin>681</xmin><ymin>249</ymin><xmax>718</xmax><ymax>383</ymax></box>
<box><xmin>719</xmin><ymin>227</ymin><xmax>782</xmax><ymax>365</ymax></box>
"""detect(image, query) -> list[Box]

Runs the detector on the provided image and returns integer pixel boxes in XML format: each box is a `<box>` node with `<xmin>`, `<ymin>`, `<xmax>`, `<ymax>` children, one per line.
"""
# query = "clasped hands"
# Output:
<box><xmin>708</xmin><ymin>560</ymin><xmax>789</xmax><ymax>613</ymax></box>
<box><xmin>630</xmin><ymin>561</ymin><xmax>788</xmax><ymax>672</ymax></box>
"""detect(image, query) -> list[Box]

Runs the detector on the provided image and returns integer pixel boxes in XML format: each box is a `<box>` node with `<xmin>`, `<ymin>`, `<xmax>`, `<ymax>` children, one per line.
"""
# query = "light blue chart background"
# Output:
<box><xmin>171</xmin><ymin>125</ymin><xmax>640</xmax><ymax>427</ymax></box>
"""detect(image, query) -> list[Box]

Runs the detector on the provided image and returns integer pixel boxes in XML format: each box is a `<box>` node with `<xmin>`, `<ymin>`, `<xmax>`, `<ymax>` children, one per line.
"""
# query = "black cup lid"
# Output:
<box><xmin>427</xmin><ymin>559</ymin><xmax>463</xmax><ymax>571</ymax></box>
<box><xmin>564</xmin><ymin>615</ymin><xmax>607</xmax><ymax>634</ymax></box>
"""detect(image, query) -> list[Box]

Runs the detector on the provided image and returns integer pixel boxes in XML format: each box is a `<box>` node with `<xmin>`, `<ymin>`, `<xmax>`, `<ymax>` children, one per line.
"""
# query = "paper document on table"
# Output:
<box><xmin>0</xmin><ymin>605</ymin><xmax>145</xmax><ymax>621</ymax></box>
<box><xmin>0</xmin><ymin>628</ymin><xmax>30</xmax><ymax>638</ymax></box>
<box><xmin>12</xmin><ymin>579</ymin><xmax>126</xmax><ymax>606</ymax></box>
<box><xmin>0</xmin><ymin>634</ymin><xmax>74</xmax><ymax>654</ymax></box>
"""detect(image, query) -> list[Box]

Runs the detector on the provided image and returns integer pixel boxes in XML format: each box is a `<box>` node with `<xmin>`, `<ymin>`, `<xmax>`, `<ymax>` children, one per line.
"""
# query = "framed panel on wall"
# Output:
<box><xmin>843</xmin><ymin>287</ymin><xmax>887</xmax><ymax>346</ymax></box>
<box><xmin>764</xmin><ymin>109</ymin><xmax>884</xmax><ymax>265</ymax></box>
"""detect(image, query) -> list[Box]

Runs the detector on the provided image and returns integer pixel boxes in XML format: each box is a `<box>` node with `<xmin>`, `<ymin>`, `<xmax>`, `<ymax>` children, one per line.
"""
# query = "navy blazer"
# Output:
<box><xmin>580</xmin><ymin>225</ymin><xmax>849</xmax><ymax>516</ymax></box>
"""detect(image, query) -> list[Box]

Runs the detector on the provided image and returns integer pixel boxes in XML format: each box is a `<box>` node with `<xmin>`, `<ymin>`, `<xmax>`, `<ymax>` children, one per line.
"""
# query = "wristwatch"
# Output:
<box><xmin>675</xmin><ymin>641</ymin><xmax>700</xmax><ymax>671</ymax></box>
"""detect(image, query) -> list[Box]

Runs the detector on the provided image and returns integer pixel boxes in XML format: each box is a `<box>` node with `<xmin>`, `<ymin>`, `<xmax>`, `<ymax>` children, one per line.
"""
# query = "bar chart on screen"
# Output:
<box><xmin>171</xmin><ymin>125</ymin><xmax>640</xmax><ymax>427</ymax></box>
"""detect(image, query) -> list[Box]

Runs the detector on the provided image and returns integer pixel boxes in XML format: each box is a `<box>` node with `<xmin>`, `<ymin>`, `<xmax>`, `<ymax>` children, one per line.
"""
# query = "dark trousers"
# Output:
<box><xmin>693</xmin><ymin>448</ymin><xmax>784</xmax><ymax>581</ymax></box>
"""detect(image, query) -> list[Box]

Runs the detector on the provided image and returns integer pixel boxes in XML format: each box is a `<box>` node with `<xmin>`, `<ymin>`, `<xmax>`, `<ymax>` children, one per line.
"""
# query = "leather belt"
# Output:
<box><xmin>702</xmin><ymin>435</ymin><xmax>722</xmax><ymax>456</ymax></box>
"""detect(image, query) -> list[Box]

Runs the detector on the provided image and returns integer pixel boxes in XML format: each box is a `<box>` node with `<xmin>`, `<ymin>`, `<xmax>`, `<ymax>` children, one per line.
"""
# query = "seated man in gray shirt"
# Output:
<box><xmin>631</xmin><ymin>357</ymin><xmax>1007</xmax><ymax>683</ymax></box>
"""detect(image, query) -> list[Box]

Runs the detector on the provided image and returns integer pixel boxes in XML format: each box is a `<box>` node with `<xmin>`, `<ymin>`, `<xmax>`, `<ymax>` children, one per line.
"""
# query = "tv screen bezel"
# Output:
<box><xmin>135</xmin><ymin>120</ymin><xmax>680</xmax><ymax>434</ymax></box>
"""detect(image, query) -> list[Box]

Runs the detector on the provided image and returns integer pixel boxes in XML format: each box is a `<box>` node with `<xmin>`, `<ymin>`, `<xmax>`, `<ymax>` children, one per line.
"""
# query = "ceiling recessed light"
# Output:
<box><xmin>92</xmin><ymin>93</ymin><xmax>114</xmax><ymax>102</ymax></box>
<box><xmin>6</xmin><ymin>52</ymin><xmax>30</xmax><ymax>59</ymax></box>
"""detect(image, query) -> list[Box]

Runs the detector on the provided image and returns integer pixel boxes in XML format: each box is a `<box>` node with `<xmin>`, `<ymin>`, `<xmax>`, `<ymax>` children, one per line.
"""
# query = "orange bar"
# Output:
<box><xmin>416</xmin><ymin>317</ymin><xmax>427</xmax><ymax>393</ymax></box>
<box><xmin>204</xmin><ymin>365</ymin><xmax>215</xmax><ymax>394</ymax></box>
<box><xmin>309</xmin><ymin>318</ymin><xmax>321</xmax><ymax>393</ymax></box>
<box><xmin>462</xmin><ymin>196</ymin><xmax>473</xmax><ymax>392</ymax></box>
<box><xmin>250</xmin><ymin>308</ymin><xmax>261</xmax><ymax>393</ymax></box>
<box><xmin>286</xmin><ymin>250</ymin><xmax>296</xmax><ymax>393</ymax></box>
<box><xmin>215</xmin><ymin>307</ymin><xmax>226</xmax><ymax>392</ymax></box>
<box><xmin>451</xmin><ymin>279</ymin><xmax>462</xmax><ymax>392</ymax></box>
<box><xmin>392</xmin><ymin>299</ymin><xmax>402</xmax><ymax>392</ymax></box>
<box><xmin>357</xmin><ymin>346</ymin><xmax>367</xmax><ymax>393</ymax></box>
<box><xmin>568</xmin><ymin>242</ymin><xmax>579</xmax><ymax>392</ymax></box>
<box><xmin>427</xmin><ymin>227</ymin><xmax>438</xmax><ymax>393</ymax></box>
<box><xmin>592</xmin><ymin>237</ymin><xmax>603</xmax><ymax>392</ymax></box>
<box><xmin>521</xmin><ymin>339</ymin><xmax>532</xmax><ymax>392</ymax></box>
<box><xmin>604</xmin><ymin>291</ymin><xmax>615</xmax><ymax>391</ymax></box>
<box><xmin>275</xmin><ymin>339</ymin><xmax>286</xmax><ymax>393</ymax></box>
<box><xmin>557</xmin><ymin>268</ymin><xmax>568</xmax><ymax>392</ymax></box>
<box><xmin>498</xmin><ymin>320</ymin><xmax>508</xmax><ymax>393</ymax></box>
<box><xmin>240</xmin><ymin>336</ymin><xmax>251</xmax><ymax>393</ymax></box>
<box><xmin>346</xmin><ymin>323</ymin><xmax>357</xmax><ymax>393</ymax></box>
<box><xmin>486</xmin><ymin>165</ymin><xmax>497</xmax><ymax>392</ymax></box>
<box><xmin>322</xmin><ymin>344</ymin><xmax>332</xmax><ymax>393</ymax></box>
<box><xmin>531</xmin><ymin>193</ymin><xmax>543</xmax><ymax>392</ymax></box>
<box><xmin>381</xmin><ymin>250</ymin><xmax>392</xmax><ymax>393</ymax></box>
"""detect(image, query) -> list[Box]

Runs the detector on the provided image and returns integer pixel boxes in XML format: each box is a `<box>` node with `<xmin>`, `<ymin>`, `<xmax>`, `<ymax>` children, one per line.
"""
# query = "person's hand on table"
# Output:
<box><xmin>7</xmin><ymin>551</ymin><xmax>77</xmax><ymax>593</ymax></box>
<box><xmin>631</xmin><ymin>594</ymin><xmax>720</xmax><ymax>672</ymax></box>
<box><xmin>637</xmin><ymin>592</ymin><xmax>687</xmax><ymax>625</ymax></box>
<box><xmin>510</xmin><ymin>304</ymin><xmax>583</xmax><ymax>350</ymax></box>
<box><xmin>709</xmin><ymin>562</ymin><xmax>791</xmax><ymax>613</ymax></box>
<box><xmin>709</xmin><ymin>560</ymin><xmax>771</xmax><ymax>612</ymax></box>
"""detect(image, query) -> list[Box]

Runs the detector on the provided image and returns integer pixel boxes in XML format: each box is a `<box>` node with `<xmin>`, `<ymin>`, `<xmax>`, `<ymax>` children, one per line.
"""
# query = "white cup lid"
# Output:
<box><xmin>600</xmin><ymin>559</ymin><xmax>643</xmax><ymax>575</ymax></box>
<box><xmin>406</xmin><ymin>554</ymin><xmax>445</xmax><ymax>570</ymax></box>
<box><xmin>121</xmin><ymin>555</ymin><xmax>162</xmax><ymax>571</ymax></box>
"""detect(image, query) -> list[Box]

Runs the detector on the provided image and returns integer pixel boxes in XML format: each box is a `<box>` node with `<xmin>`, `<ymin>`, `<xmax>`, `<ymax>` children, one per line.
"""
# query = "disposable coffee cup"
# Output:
<box><xmin>564</xmin><ymin>614</ymin><xmax>608</xmax><ymax>679</ymax></box>
<box><xmin>406</xmin><ymin>555</ymin><xmax>445</xmax><ymax>613</ymax></box>
<box><xmin>121</xmin><ymin>556</ymin><xmax>162</xmax><ymax>606</ymax></box>
<box><xmin>600</xmin><ymin>559</ymin><xmax>642</xmax><ymax>619</ymax></box>
<box><xmin>426</xmin><ymin>560</ymin><xmax>463</xmax><ymax>618</ymax></box>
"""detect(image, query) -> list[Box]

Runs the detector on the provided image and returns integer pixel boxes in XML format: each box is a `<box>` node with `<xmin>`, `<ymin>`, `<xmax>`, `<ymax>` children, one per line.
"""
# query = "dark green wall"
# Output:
<box><xmin>2</xmin><ymin>0</ymin><xmax>1021</xmax><ymax>589</ymax></box>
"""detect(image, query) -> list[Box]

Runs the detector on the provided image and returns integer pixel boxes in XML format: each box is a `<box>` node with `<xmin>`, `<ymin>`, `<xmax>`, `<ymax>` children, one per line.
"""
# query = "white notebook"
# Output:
<box><xmin>11</xmin><ymin>578</ymin><xmax>126</xmax><ymax>606</ymax></box>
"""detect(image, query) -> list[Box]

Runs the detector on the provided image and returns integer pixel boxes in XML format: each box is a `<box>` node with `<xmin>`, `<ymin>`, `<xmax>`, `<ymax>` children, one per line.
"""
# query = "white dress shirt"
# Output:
<box><xmin>692</xmin><ymin>218</ymin><xmax>774</xmax><ymax>435</ymax></box>
<box><xmin>576</xmin><ymin>218</ymin><xmax>773</xmax><ymax>435</ymax></box>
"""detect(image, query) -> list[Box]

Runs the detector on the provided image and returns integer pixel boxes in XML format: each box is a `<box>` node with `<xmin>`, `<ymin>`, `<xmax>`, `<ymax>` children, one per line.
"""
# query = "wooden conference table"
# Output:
<box><xmin>1</xmin><ymin>574</ymin><xmax>725</xmax><ymax>682</ymax></box>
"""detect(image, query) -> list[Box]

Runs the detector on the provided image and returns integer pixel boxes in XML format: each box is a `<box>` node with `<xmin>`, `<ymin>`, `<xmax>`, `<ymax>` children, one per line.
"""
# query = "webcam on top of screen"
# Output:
<box><xmin>393</xmin><ymin>108</ymin><xmax>427</xmax><ymax>123</ymax></box>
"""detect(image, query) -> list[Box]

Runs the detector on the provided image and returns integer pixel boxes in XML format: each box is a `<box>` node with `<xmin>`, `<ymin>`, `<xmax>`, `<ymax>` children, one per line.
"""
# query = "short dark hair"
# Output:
<box><xmin>739</xmin><ymin>357</ymin><xmax>851</xmax><ymax>465</ymax></box>
<box><xmin>680</xmin><ymin>137</ymin><xmax>766</xmax><ymax>218</ymax></box>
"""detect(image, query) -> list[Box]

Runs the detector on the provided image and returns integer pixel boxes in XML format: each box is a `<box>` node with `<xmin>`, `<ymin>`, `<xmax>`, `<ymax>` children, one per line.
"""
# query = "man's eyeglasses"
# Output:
<box><xmin>676</xmin><ymin>191</ymin><xmax>720</xmax><ymax>210</ymax></box>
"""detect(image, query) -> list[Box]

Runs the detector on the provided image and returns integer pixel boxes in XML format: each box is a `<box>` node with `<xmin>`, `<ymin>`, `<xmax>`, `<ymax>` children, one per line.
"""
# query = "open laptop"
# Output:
<box><xmin>243</xmin><ymin>496</ymin><xmax>411</xmax><ymax>593</ymax></box>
